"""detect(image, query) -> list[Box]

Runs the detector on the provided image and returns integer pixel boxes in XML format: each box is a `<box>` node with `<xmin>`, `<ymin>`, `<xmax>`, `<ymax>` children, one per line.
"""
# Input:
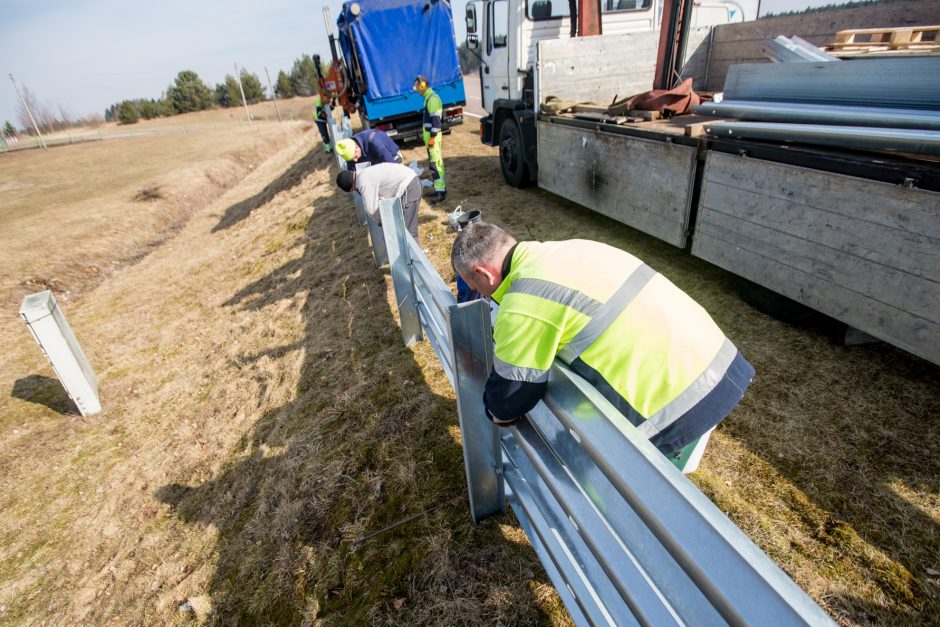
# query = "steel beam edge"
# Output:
<box><xmin>540</xmin><ymin>363</ymin><xmax>836</xmax><ymax>626</ymax></box>
<box><xmin>447</xmin><ymin>299</ymin><xmax>504</xmax><ymax>523</ymax></box>
<box><xmin>379</xmin><ymin>198</ymin><xmax>421</xmax><ymax>346</ymax></box>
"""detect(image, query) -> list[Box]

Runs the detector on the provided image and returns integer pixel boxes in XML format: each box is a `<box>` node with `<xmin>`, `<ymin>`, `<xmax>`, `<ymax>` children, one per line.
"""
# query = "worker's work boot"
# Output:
<box><xmin>430</xmin><ymin>191</ymin><xmax>447</xmax><ymax>204</ymax></box>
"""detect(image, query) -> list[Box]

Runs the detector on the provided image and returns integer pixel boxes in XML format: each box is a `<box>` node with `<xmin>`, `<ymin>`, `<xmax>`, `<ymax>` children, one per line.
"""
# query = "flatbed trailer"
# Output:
<box><xmin>537</xmin><ymin>111</ymin><xmax>940</xmax><ymax>365</ymax></box>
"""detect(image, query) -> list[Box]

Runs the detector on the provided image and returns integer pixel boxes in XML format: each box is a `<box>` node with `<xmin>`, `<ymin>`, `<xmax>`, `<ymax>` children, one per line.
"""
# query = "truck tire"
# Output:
<box><xmin>499</xmin><ymin>119</ymin><xmax>530</xmax><ymax>188</ymax></box>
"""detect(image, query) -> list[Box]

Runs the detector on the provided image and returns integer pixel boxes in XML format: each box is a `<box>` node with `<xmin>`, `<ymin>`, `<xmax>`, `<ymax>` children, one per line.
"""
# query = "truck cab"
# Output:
<box><xmin>467</xmin><ymin>0</ymin><xmax>756</xmax><ymax>185</ymax></box>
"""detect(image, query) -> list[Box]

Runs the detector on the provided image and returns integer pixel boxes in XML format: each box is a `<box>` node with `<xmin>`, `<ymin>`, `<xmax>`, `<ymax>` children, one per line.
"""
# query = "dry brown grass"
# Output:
<box><xmin>18</xmin><ymin>96</ymin><xmax>324</xmax><ymax>149</ymax></box>
<box><xmin>0</xmin><ymin>119</ymin><xmax>937</xmax><ymax>626</ymax></box>
<box><xmin>0</xmin><ymin>119</ymin><xmax>563</xmax><ymax>625</ymax></box>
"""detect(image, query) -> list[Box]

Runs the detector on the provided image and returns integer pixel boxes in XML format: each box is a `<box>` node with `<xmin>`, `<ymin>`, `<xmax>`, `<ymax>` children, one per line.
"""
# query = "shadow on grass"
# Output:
<box><xmin>10</xmin><ymin>374</ymin><xmax>79</xmax><ymax>415</ymax></box>
<box><xmin>211</xmin><ymin>147</ymin><xmax>324</xmax><ymax>233</ymax></box>
<box><xmin>158</xmin><ymin>173</ymin><xmax>556</xmax><ymax>624</ymax></box>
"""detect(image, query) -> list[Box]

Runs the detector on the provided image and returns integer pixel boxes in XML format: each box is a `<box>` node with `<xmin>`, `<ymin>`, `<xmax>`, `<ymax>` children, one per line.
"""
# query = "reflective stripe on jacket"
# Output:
<box><xmin>422</xmin><ymin>88</ymin><xmax>443</xmax><ymax>135</ymax></box>
<box><xmin>486</xmin><ymin>240</ymin><xmax>754</xmax><ymax>454</ymax></box>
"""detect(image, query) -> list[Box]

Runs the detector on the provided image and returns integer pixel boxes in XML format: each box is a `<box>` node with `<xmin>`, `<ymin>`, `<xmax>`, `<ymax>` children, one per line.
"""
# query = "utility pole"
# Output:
<box><xmin>9</xmin><ymin>73</ymin><xmax>47</xmax><ymax>149</ymax></box>
<box><xmin>234</xmin><ymin>63</ymin><xmax>252</xmax><ymax>128</ymax></box>
<box><xmin>264</xmin><ymin>67</ymin><xmax>282</xmax><ymax>122</ymax></box>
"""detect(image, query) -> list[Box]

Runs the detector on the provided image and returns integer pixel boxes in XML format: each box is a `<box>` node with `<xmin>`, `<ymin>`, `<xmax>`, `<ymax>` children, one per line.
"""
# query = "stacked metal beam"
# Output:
<box><xmin>761</xmin><ymin>36</ymin><xmax>840</xmax><ymax>63</ymax></box>
<box><xmin>696</xmin><ymin>101</ymin><xmax>940</xmax><ymax>131</ymax></box>
<box><xmin>693</xmin><ymin>56</ymin><xmax>940</xmax><ymax>155</ymax></box>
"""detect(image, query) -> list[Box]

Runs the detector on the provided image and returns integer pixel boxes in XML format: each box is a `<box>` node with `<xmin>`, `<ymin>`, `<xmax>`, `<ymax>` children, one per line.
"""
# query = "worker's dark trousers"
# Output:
<box><xmin>315</xmin><ymin>120</ymin><xmax>330</xmax><ymax>148</ymax></box>
<box><xmin>401</xmin><ymin>177</ymin><xmax>422</xmax><ymax>238</ymax></box>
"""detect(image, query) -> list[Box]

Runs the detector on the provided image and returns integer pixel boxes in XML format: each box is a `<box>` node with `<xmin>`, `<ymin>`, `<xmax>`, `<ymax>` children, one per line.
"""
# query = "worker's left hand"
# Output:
<box><xmin>428</xmin><ymin>136</ymin><xmax>436</xmax><ymax>148</ymax></box>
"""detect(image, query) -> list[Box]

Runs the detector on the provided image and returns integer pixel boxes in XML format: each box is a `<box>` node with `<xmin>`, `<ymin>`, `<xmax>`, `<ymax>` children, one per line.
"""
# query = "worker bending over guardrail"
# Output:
<box><xmin>451</xmin><ymin>221</ymin><xmax>755</xmax><ymax>468</ymax></box>
<box><xmin>335</xmin><ymin>128</ymin><xmax>404</xmax><ymax>171</ymax></box>
<box><xmin>336</xmin><ymin>164</ymin><xmax>421</xmax><ymax>237</ymax></box>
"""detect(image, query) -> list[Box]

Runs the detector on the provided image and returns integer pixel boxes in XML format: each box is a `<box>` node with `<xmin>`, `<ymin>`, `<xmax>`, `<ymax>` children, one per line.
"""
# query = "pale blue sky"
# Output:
<box><xmin>1</xmin><ymin>0</ymin><xmax>852</xmax><ymax>129</ymax></box>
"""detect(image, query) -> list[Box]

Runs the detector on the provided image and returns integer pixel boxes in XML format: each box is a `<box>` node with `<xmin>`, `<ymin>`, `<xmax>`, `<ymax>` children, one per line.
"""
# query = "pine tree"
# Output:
<box><xmin>275</xmin><ymin>70</ymin><xmax>294</xmax><ymax>98</ymax></box>
<box><xmin>2</xmin><ymin>120</ymin><xmax>15</xmax><ymax>136</ymax></box>
<box><xmin>158</xmin><ymin>96</ymin><xmax>175</xmax><ymax>117</ymax></box>
<box><xmin>166</xmin><ymin>70</ymin><xmax>214</xmax><ymax>114</ymax></box>
<box><xmin>117</xmin><ymin>100</ymin><xmax>140</xmax><ymax>125</ymax></box>
<box><xmin>239</xmin><ymin>70</ymin><xmax>265</xmax><ymax>103</ymax></box>
<box><xmin>215</xmin><ymin>82</ymin><xmax>231</xmax><ymax>107</ymax></box>
<box><xmin>289</xmin><ymin>55</ymin><xmax>319</xmax><ymax>97</ymax></box>
<box><xmin>138</xmin><ymin>99</ymin><xmax>160</xmax><ymax>120</ymax></box>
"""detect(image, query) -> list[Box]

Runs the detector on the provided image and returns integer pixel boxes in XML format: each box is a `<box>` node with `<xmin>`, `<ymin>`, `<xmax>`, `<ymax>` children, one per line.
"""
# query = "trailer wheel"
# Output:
<box><xmin>499</xmin><ymin>120</ymin><xmax>530</xmax><ymax>188</ymax></box>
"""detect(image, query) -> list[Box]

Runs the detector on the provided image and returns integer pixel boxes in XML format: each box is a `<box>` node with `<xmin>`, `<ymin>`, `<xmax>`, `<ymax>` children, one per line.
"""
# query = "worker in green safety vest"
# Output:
<box><xmin>313</xmin><ymin>95</ymin><xmax>332</xmax><ymax>153</ymax></box>
<box><xmin>414</xmin><ymin>75</ymin><xmax>446</xmax><ymax>204</ymax></box>
<box><xmin>451</xmin><ymin>221</ymin><xmax>755</xmax><ymax>468</ymax></box>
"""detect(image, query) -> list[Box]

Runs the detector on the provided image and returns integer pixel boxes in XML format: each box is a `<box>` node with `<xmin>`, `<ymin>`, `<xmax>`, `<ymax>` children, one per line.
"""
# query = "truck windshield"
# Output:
<box><xmin>526</xmin><ymin>0</ymin><xmax>652</xmax><ymax>20</ymax></box>
<box><xmin>604</xmin><ymin>0</ymin><xmax>652</xmax><ymax>10</ymax></box>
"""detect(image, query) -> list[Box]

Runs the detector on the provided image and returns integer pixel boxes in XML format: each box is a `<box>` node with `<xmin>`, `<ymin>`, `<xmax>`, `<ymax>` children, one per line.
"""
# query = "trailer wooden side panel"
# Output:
<box><xmin>537</xmin><ymin>120</ymin><xmax>697</xmax><ymax>247</ymax></box>
<box><xmin>694</xmin><ymin>151</ymin><xmax>940</xmax><ymax>364</ymax></box>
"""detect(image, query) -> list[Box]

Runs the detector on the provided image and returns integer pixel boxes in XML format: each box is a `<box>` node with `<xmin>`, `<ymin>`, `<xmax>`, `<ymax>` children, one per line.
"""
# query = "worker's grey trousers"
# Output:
<box><xmin>401</xmin><ymin>176</ymin><xmax>421</xmax><ymax>238</ymax></box>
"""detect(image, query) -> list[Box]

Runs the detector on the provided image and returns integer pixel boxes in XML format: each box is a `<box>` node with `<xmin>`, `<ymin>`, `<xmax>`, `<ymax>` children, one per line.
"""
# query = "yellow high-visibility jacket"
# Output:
<box><xmin>422</xmin><ymin>88</ymin><xmax>443</xmax><ymax>135</ymax></box>
<box><xmin>486</xmin><ymin>240</ymin><xmax>754</xmax><ymax>454</ymax></box>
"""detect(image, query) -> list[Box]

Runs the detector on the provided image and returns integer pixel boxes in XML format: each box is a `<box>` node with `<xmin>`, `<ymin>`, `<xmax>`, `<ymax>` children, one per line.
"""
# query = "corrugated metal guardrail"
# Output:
<box><xmin>325</xmin><ymin>113</ymin><xmax>836</xmax><ymax>627</ymax></box>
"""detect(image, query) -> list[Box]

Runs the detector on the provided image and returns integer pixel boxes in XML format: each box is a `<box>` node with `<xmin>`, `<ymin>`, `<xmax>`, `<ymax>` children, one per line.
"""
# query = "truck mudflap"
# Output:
<box><xmin>480</xmin><ymin>115</ymin><xmax>495</xmax><ymax>146</ymax></box>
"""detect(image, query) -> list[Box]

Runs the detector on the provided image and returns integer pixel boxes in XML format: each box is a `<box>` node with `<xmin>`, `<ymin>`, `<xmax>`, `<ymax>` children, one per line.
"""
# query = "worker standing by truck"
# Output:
<box><xmin>415</xmin><ymin>75</ymin><xmax>446</xmax><ymax>204</ymax></box>
<box><xmin>451</xmin><ymin>220</ymin><xmax>755</xmax><ymax>468</ymax></box>
<box><xmin>313</xmin><ymin>95</ymin><xmax>332</xmax><ymax>154</ymax></box>
<box><xmin>335</xmin><ymin>129</ymin><xmax>404</xmax><ymax>171</ymax></box>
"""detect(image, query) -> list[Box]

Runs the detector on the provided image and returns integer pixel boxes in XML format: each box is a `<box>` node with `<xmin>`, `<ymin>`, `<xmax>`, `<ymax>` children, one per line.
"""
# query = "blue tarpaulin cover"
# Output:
<box><xmin>337</xmin><ymin>0</ymin><xmax>462</xmax><ymax>100</ymax></box>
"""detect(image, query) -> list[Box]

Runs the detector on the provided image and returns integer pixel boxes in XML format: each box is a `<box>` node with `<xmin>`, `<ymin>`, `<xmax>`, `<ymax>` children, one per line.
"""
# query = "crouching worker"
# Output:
<box><xmin>335</xmin><ymin>129</ymin><xmax>404</xmax><ymax>171</ymax></box>
<box><xmin>336</xmin><ymin>163</ymin><xmax>421</xmax><ymax>238</ymax></box>
<box><xmin>450</xmin><ymin>221</ymin><xmax>755</xmax><ymax>468</ymax></box>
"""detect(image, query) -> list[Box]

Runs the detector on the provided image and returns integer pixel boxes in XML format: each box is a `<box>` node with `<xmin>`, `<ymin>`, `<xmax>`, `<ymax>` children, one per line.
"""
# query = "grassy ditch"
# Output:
<box><xmin>0</xmin><ymin>120</ymin><xmax>936</xmax><ymax>625</ymax></box>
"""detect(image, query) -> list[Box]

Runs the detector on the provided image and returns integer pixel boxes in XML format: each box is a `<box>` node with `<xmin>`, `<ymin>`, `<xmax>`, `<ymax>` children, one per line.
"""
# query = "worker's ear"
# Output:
<box><xmin>472</xmin><ymin>264</ymin><xmax>499</xmax><ymax>290</ymax></box>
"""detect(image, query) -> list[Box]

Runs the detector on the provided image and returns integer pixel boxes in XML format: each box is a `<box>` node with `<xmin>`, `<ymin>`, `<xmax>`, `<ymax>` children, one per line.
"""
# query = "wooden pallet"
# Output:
<box><xmin>826</xmin><ymin>25</ymin><xmax>939</xmax><ymax>51</ymax></box>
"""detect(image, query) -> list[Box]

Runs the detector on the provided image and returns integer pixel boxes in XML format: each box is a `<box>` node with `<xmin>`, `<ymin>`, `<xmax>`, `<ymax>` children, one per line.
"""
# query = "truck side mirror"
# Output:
<box><xmin>468</xmin><ymin>34</ymin><xmax>479</xmax><ymax>49</ymax></box>
<box><xmin>466</xmin><ymin>4</ymin><xmax>478</xmax><ymax>35</ymax></box>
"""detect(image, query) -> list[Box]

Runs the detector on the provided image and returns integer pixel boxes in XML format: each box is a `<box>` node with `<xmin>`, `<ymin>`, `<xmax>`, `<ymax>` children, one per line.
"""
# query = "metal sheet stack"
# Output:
<box><xmin>693</xmin><ymin>56</ymin><xmax>940</xmax><ymax>156</ymax></box>
<box><xmin>761</xmin><ymin>36</ymin><xmax>840</xmax><ymax>63</ymax></box>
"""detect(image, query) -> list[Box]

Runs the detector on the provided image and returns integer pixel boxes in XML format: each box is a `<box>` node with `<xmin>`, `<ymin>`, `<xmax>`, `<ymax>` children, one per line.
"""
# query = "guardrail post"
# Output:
<box><xmin>448</xmin><ymin>299</ymin><xmax>504</xmax><ymax>523</ymax></box>
<box><xmin>352</xmin><ymin>188</ymin><xmax>368</xmax><ymax>226</ymax></box>
<box><xmin>357</xmin><ymin>191</ymin><xmax>388</xmax><ymax>267</ymax></box>
<box><xmin>323</xmin><ymin>102</ymin><xmax>349</xmax><ymax>171</ymax></box>
<box><xmin>379</xmin><ymin>198</ymin><xmax>422</xmax><ymax>346</ymax></box>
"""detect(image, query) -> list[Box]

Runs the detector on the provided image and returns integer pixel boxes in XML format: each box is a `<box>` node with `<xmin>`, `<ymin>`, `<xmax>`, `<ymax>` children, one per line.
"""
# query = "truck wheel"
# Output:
<box><xmin>499</xmin><ymin>120</ymin><xmax>530</xmax><ymax>188</ymax></box>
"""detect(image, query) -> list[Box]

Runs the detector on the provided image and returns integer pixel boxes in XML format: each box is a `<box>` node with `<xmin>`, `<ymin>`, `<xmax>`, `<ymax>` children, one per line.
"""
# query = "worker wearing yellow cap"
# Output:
<box><xmin>414</xmin><ymin>75</ymin><xmax>446</xmax><ymax>204</ymax></box>
<box><xmin>335</xmin><ymin>129</ymin><xmax>403</xmax><ymax>171</ymax></box>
